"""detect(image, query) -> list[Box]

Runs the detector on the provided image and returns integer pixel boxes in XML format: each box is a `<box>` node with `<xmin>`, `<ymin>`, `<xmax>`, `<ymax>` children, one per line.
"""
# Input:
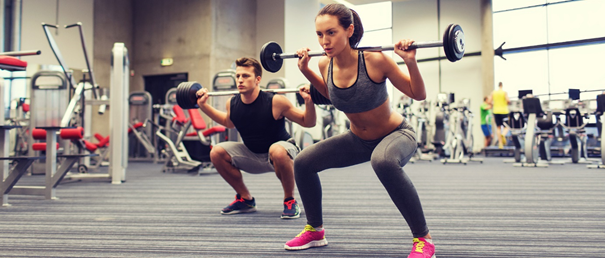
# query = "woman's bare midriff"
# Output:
<box><xmin>346</xmin><ymin>100</ymin><xmax>404</xmax><ymax>141</ymax></box>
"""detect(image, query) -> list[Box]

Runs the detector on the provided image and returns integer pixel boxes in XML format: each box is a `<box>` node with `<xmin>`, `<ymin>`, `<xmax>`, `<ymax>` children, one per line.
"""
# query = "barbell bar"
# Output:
<box><xmin>260</xmin><ymin>23</ymin><xmax>465</xmax><ymax>73</ymax></box>
<box><xmin>175</xmin><ymin>81</ymin><xmax>332</xmax><ymax>109</ymax></box>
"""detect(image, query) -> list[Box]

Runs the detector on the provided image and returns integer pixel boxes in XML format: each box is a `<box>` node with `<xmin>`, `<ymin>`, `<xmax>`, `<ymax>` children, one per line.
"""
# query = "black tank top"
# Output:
<box><xmin>230</xmin><ymin>90</ymin><xmax>291</xmax><ymax>153</ymax></box>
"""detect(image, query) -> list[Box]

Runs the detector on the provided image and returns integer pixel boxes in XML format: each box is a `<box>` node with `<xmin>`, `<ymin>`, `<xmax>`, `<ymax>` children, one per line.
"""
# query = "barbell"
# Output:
<box><xmin>260</xmin><ymin>23</ymin><xmax>465</xmax><ymax>73</ymax></box>
<box><xmin>175</xmin><ymin>81</ymin><xmax>332</xmax><ymax>109</ymax></box>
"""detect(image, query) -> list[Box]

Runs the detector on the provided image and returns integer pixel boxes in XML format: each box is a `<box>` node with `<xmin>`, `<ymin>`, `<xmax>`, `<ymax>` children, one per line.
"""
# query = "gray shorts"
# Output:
<box><xmin>215</xmin><ymin>140</ymin><xmax>299</xmax><ymax>174</ymax></box>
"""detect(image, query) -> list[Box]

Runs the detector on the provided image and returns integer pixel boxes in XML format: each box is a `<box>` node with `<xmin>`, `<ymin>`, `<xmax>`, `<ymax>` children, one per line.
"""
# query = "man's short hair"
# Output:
<box><xmin>235</xmin><ymin>57</ymin><xmax>262</xmax><ymax>78</ymax></box>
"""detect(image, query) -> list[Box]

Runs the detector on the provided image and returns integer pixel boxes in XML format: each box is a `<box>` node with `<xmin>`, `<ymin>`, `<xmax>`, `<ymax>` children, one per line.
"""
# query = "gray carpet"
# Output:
<box><xmin>1</xmin><ymin>157</ymin><xmax>604</xmax><ymax>257</ymax></box>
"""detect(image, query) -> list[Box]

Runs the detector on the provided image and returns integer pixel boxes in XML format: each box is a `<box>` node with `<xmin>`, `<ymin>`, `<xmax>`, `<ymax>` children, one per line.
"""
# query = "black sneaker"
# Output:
<box><xmin>281</xmin><ymin>198</ymin><xmax>300</xmax><ymax>219</ymax></box>
<box><xmin>221</xmin><ymin>194</ymin><xmax>256</xmax><ymax>215</ymax></box>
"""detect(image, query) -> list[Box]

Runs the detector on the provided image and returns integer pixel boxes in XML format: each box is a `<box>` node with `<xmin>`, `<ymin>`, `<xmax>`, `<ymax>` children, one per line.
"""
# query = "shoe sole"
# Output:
<box><xmin>220</xmin><ymin>207</ymin><xmax>257</xmax><ymax>215</ymax></box>
<box><xmin>280</xmin><ymin>214</ymin><xmax>300</xmax><ymax>219</ymax></box>
<box><xmin>284</xmin><ymin>239</ymin><xmax>328</xmax><ymax>250</ymax></box>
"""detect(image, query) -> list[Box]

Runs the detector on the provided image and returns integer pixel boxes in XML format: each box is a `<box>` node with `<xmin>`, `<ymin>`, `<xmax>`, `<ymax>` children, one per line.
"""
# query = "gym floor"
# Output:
<box><xmin>1</xmin><ymin>157</ymin><xmax>604</xmax><ymax>257</ymax></box>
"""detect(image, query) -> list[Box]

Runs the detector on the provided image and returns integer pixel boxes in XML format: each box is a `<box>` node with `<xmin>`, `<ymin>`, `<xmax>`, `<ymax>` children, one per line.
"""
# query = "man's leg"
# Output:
<box><xmin>210</xmin><ymin>145</ymin><xmax>252</xmax><ymax>200</ymax></box>
<box><xmin>269</xmin><ymin>144</ymin><xmax>295</xmax><ymax>200</ymax></box>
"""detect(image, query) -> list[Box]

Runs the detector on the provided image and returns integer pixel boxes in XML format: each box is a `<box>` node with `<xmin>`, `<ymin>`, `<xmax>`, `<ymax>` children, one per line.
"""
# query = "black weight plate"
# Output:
<box><xmin>188</xmin><ymin>82</ymin><xmax>202</xmax><ymax>109</ymax></box>
<box><xmin>450</xmin><ymin>24</ymin><xmax>465</xmax><ymax>61</ymax></box>
<box><xmin>260</xmin><ymin>41</ymin><xmax>284</xmax><ymax>73</ymax></box>
<box><xmin>176</xmin><ymin>82</ymin><xmax>190</xmax><ymax>109</ymax></box>
<box><xmin>442</xmin><ymin>24</ymin><xmax>455</xmax><ymax>62</ymax></box>
<box><xmin>175</xmin><ymin>82</ymin><xmax>185</xmax><ymax>108</ymax></box>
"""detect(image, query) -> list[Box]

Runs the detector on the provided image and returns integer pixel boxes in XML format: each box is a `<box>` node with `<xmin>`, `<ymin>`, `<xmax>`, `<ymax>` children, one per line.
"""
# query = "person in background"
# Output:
<box><xmin>490</xmin><ymin>82</ymin><xmax>510</xmax><ymax>149</ymax></box>
<box><xmin>480</xmin><ymin>96</ymin><xmax>493</xmax><ymax>148</ymax></box>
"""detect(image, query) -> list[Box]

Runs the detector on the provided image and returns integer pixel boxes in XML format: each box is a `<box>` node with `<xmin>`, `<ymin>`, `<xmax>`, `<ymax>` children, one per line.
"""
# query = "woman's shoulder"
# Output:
<box><xmin>363</xmin><ymin>51</ymin><xmax>393</xmax><ymax>68</ymax></box>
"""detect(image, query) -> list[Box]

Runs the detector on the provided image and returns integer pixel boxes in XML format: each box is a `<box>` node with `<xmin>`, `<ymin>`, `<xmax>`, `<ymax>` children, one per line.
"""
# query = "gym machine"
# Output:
<box><xmin>432</xmin><ymin>93</ymin><xmax>453</xmax><ymax>158</ymax></box>
<box><xmin>212</xmin><ymin>70</ymin><xmax>239</xmax><ymax>143</ymax></box>
<box><xmin>587</xmin><ymin>94</ymin><xmax>605</xmax><ymax>169</ymax></box>
<box><xmin>128</xmin><ymin>91</ymin><xmax>157</xmax><ymax>162</ymax></box>
<box><xmin>441</xmin><ymin>98</ymin><xmax>482</xmax><ymax>165</ymax></box>
<box><xmin>514</xmin><ymin>97</ymin><xmax>563</xmax><ymax>168</ymax></box>
<box><xmin>502</xmin><ymin>100</ymin><xmax>526</xmax><ymax>164</ymax></box>
<box><xmin>560</xmin><ymin>89</ymin><xmax>591</xmax><ymax>164</ymax></box>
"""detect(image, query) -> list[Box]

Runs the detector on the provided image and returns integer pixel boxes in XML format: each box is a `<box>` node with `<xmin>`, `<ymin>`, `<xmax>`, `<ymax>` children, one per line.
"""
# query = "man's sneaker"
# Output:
<box><xmin>220</xmin><ymin>194</ymin><xmax>256</xmax><ymax>215</ymax></box>
<box><xmin>408</xmin><ymin>237</ymin><xmax>436</xmax><ymax>258</ymax></box>
<box><xmin>284</xmin><ymin>225</ymin><xmax>328</xmax><ymax>250</ymax></box>
<box><xmin>281</xmin><ymin>198</ymin><xmax>300</xmax><ymax>219</ymax></box>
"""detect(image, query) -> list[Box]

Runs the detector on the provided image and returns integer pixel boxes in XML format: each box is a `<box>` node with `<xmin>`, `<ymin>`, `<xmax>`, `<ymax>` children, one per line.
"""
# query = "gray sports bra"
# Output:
<box><xmin>327</xmin><ymin>51</ymin><xmax>388</xmax><ymax>113</ymax></box>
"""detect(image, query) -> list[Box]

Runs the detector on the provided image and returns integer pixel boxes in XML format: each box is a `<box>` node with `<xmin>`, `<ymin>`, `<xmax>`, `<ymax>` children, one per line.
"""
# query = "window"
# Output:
<box><xmin>493</xmin><ymin>0</ymin><xmax>605</xmax><ymax>100</ymax></box>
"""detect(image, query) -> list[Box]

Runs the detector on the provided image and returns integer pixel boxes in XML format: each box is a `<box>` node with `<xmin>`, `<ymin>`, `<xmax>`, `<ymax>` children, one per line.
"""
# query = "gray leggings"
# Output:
<box><xmin>294</xmin><ymin>120</ymin><xmax>429</xmax><ymax>238</ymax></box>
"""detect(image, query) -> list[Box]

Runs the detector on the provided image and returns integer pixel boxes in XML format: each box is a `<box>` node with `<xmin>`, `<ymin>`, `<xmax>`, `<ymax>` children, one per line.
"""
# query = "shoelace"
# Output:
<box><xmin>284</xmin><ymin>199</ymin><xmax>296</xmax><ymax>209</ymax></box>
<box><xmin>296</xmin><ymin>225</ymin><xmax>316</xmax><ymax>237</ymax></box>
<box><xmin>229</xmin><ymin>196</ymin><xmax>245</xmax><ymax>206</ymax></box>
<box><xmin>412</xmin><ymin>238</ymin><xmax>425</xmax><ymax>253</ymax></box>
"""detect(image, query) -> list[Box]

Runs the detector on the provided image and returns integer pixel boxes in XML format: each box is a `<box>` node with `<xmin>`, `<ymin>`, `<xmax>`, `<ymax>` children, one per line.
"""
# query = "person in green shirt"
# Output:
<box><xmin>480</xmin><ymin>96</ymin><xmax>493</xmax><ymax>148</ymax></box>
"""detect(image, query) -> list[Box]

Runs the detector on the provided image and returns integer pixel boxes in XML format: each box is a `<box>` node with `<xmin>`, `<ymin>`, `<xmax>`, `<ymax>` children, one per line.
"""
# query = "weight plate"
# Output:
<box><xmin>176</xmin><ymin>81</ymin><xmax>201</xmax><ymax>109</ymax></box>
<box><xmin>179</xmin><ymin>82</ymin><xmax>191</xmax><ymax>109</ymax></box>
<box><xmin>188</xmin><ymin>82</ymin><xmax>202</xmax><ymax>109</ymax></box>
<box><xmin>450</xmin><ymin>24</ymin><xmax>465</xmax><ymax>61</ymax></box>
<box><xmin>260</xmin><ymin>41</ymin><xmax>284</xmax><ymax>73</ymax></box>
<box><xmin>442</xmin><ymin>24</ymin><xmax>455</xmax><ymax>62</ymax></box>
<box><xmin>176</xmin><ymin>82</ymin><xmax>186</xmax><ymax>108</ymax></box>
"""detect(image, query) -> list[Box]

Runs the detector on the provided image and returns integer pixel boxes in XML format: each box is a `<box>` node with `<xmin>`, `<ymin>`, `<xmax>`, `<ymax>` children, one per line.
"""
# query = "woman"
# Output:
<box><xmin>284</xmin><ymin>4</ymin><xmax>435</xmax><ymax>258</ymax></box>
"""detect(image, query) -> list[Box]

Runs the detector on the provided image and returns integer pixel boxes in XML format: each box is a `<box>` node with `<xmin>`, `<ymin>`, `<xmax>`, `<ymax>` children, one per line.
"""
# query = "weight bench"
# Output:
<box><xmin>20</xmin><ymin>126</ymin><xmax>98</xmax><ymax>202</ymax></box>
<box><xmin>5</xmin><ymin>153</ymin><xmax>98</xmax><ymax>204</ymax></box>
<box><xmin>0</xmin><ymin>124</ymin><xmax>45</xmax><ymax>206</ymax></box>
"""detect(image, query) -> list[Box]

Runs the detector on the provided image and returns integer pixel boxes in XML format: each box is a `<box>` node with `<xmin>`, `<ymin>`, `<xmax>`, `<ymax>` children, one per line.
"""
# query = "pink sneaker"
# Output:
<box><xmin>408</xmin><ymin>237</ymin><xmax>436</xmax><ymax>258</ymax></box>
<box><xmin>284</xmin><ymin>225</ymin><xmax>328</xmax><ymax>250</ymax></box>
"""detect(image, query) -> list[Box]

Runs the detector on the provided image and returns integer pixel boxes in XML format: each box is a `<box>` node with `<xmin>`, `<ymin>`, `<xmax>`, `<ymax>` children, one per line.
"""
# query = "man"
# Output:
<box><xmin>196</xmin><ymin>57</ymin><xmax>316</xmax><ymax>219</ymax></box>
<box><xmin>490</xmin><ymin>82</ymin><xmax>510</xmax><ymax>149</ymax></box>
<box><xmin>480</xmin><ymin>96</ymin><xmax>493</xmax><ymax>148</ymax></box>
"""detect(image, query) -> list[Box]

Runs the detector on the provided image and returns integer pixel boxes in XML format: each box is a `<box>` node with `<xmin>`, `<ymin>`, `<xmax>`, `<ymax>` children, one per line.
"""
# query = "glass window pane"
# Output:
<box><xmin>493</xmin><ymin>0</ymin><xmax>545</xmax><ymax>12</ymax></box>
<box><xmin>355</xmin><ymin>1</ymin><xmax>392</xmax><ymax>31</ymax></box>
<box><xmin>548</xmin><ymin>44</ymin><xmax>605</xmax><ymax>99</ymax></box>
<box><xmin>494</xmin><ymin>51</ymin><xmax>549</xmax><ymax>98</ymax></box>
<box><xmin>493</xmin><ymin>7</ymin><xmax>547</xmax><ymax>49</ymax></box>
<box><xmin>547</xmin><ymin>0</ymin><xmax>605</xmax><ymax>43</ymax></box>
<box><xmin>359</xmin><ymin>29</ymin><xmax>392</xmax><ymax>48</ymax></box>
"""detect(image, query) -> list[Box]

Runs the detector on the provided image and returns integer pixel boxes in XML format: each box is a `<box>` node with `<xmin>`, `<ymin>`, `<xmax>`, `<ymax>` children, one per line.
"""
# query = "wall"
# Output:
<box><xmin>21</xmin><ymin>0</ymin><xmax>94</xmax><ymax>71</ymax></box>
<box><xmin>131</xmin><ymin>0</ymin><xmax>212</xmax><ymax>92</ymax></box>
<box><xmin>92</xmin><ymin>0</ymin><xmax>134</xmax><ymax>137</ymax></box>
<box><xmin>211</xmin><ymin>0</ymin><xmax>257</xmax><ymax>77</ymax></box>
<box><xmin>393</xmin><ymin>0</ymin><xmax>485</xmax><ymax>151</ymax></box>
<box><xmin>284</xmin><ymin>0</ymin><xmax>322</xmax><ymax>139</ymax></box>
<box><xmin>256</xmin><ymin>0</ymin><xmax>285</xmax><ymax>80</ymax></box>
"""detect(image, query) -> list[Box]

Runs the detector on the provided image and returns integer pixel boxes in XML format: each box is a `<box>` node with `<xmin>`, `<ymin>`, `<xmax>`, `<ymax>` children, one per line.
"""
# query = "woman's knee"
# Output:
<box><xmin>370</xmin><ymin>155</ymin><xmax>402</xmax><ymax>178</ymax></box>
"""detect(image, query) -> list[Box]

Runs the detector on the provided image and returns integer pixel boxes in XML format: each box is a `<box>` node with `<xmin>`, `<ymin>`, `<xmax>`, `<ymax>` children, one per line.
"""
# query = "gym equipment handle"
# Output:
<box><xmin>275</xmin><ymin>41</ymin><xmax>443</xmax><ymax>60</ymax></box>
<box><xmin>0</xmin><ymin>50</ymin><xmax>41</xmax><ymax>56</ymax></box>
<box><xmin>65</xmin><ymin>22</ymin><xmax>83</xmax><ymax>29</ymax></box>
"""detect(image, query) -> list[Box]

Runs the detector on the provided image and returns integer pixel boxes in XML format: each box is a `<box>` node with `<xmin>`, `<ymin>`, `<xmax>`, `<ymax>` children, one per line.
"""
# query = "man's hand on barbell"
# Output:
<box><xmin>196</xmin><ymin>88</ymin><xmax>210</xmax><ymax>106</ymax></box>
<box><xmin>298</xmin><ymin>84</ymin><xmax>313</xmax><ymax>104</ymax></box>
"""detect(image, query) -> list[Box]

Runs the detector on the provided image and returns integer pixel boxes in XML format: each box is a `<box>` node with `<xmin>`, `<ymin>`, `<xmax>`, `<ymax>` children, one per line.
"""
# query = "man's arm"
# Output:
<box><xmin>196</xmin><ymin>88</ymin><xmax>235</xmax><ymax>128</ymax></box>
<box><xmin>273</xmin><ymin>88</ymin><xmax>316</xmax><ymax>128</ymax></box>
